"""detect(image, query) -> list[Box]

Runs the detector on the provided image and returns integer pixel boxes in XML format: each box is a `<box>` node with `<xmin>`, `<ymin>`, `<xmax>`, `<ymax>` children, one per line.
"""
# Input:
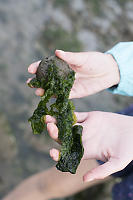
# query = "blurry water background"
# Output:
<box><xmin>0</xmin><ymin>0</ymin><xmax>133</xmax><ymax>199</ymax></box>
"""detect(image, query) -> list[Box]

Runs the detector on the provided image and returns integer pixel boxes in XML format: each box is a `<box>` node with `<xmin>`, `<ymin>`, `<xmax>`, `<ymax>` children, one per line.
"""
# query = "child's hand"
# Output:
<box><xmin>27</xmin><ymin>50</ymin><xmax>120</xmax><ymax>98</ymax></box>
<box><xmin>45</xmin><ymin>112</ymin><xmax>133</xmax><ymax>182</ymax></box>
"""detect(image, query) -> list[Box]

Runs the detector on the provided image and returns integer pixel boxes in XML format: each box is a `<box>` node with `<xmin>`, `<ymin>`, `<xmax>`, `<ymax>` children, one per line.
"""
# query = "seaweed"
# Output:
<box><xmin>28</xmin><ymin>56</ymin><xmax>84</xmax><ymax>174</ymax></box>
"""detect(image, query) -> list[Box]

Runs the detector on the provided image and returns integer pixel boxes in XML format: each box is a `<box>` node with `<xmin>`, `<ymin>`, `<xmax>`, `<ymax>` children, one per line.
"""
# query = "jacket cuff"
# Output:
<box><xmin>106</xmin><ymin>42</ymin><xmax>133</xmax><ymax>96</ymax></box>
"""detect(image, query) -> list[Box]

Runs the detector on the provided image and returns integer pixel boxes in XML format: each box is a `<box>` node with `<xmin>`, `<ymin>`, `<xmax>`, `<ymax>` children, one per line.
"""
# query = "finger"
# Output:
<box><xmin>45</xmin><ymin>113</ymin><xmax>87</xmax><ymax>125</ymax></box>
<box><xmin>69</xmin><ymin>78</ymin><xmax>87</xmax><ymax>99</ymax></box>
<box><xmin>55</xmin><ymin>50</ymin><xmax>88</xmax><ymax>67</ymax></box>
<box><xmin>83</xmin><ymin>158</ymin><xmax>126</xmax><ymax>182</ymax></box>
<box><xmin>50</xmin><ymin>148</ymin><xmax>60</xmax><ymax>161</ymax></box>
<box><xmin>35</xmin><ymin>88</ymin><xmax>45</xmax><ymax>96</ymax></box>
<box><xmin>47</xmin><ymin>123</ymin><xmax>59</xmax><ymax>141</ymax></box>
<box><xmin>28</xmin><ymin>60</ymin><xmax>41</xmax><ymax>74</ymax></box>
<box><xmin>45</xmin><ymin>115</ymin><xmax>57</xmax><ymax>124</ymax></box>
<box><xmin>69</xmin><ymin>87</ymin><xmax>76</xmax><ymax>99</ymax></box>
<box><xmin>74</xmin><ymin>112</ymin><xmax>88</xmax><ymax>123</ymax></box>
<box><xmin>74</xmin><ymin>122</ymin><xmax>82</xmax><ymax>126</ymax></box>
<box><xmin>69</xmin><ymin>78</ymin><xmax>90</xmax><ymax>99</ymax></box>
<box><xmin>26</xmin><ymin>78</ymin><xmax>34</xmax><ymax>88</ymax></box>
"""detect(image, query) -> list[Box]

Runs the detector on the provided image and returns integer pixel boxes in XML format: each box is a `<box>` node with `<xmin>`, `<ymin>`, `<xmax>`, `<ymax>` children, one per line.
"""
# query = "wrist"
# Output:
<box><xmin>106</xmin><ymin>42</ymin><xmax>133</xmax><ymax>96</ymax></box>
<box><xmin>106</xmin><ymin>54</ymin><xmax>120</xmax><ymax>87</ymax></box>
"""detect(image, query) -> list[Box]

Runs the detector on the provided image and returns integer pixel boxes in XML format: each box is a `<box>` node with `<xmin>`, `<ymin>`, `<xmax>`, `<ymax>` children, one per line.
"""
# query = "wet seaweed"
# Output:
<box><xmin>28</xmin><ymin>55</ymin><xmax>84</xmax><ymax>174</ymax></box>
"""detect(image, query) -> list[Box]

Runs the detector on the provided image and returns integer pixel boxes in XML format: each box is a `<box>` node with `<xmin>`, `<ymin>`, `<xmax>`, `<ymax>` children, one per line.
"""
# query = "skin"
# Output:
<box><xmin>4</xmin><ymin>49</ymin><xmax>133</xmax><ymax>200</ymax></box>
<box><xmin>27</xmin><ymin>50</ymin><xmax>120</xmax><ymax>98</ymax></box>
<box><xmin>4</xmin><ymin>160</ymin><xmax>110</xmax><ymax>200</ymax></box>
<box><xmin>46</xmin><ymin>111</ymin><xmax>133</xmax><ymax>182</ymax></box>
<box><xmin>28</xmin><ymin>50</ymin><xmax>133</xmax><ymax>182</ymax></box>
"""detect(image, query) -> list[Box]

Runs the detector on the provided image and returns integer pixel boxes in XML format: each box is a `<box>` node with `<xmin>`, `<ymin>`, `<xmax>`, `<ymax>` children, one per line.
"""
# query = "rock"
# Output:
<box><xmin>36</xmin><ymin>55</ymin><xmax>73</xmax><ymax>80</ymax></box>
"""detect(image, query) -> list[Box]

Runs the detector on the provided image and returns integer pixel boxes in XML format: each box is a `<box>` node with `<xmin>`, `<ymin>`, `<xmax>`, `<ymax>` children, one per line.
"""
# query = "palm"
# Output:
<box><xmin>28</xmin><ymin>50</ymin><xmax>119</xmax><ymax>99</ymax></box>
<box><xmin>57</xmin><ymin>51</ymin><xmax>119</xmax><ymax>99</ymax></box>
<box><xmin>44</xmin><ymin>111</ymin><xmax>133</xmax><ymax>181</ymax></box>
<box><xmin>78</xmin><ymin>111</ymin><xmax>133</xmax><ymax>181</ymax></box>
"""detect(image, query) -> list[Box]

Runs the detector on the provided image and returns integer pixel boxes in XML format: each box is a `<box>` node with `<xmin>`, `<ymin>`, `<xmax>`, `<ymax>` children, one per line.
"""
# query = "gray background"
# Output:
<box><xmin>0</xmin><ymin>0</ymin><xmax>133</xmax><ymax>199</ymax></box>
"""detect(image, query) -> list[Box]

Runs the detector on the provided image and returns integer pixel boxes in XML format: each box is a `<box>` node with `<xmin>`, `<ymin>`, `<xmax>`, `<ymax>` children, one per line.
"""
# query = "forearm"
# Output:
<box><xmin>2</xmin><ymin>171</ymin><xmax>50</xmax><ymax>200</ymax></box>
<box><xmin>3</xmin><ymin>160</ymin><xmax>111</xmax><ymax>200</ymax></box>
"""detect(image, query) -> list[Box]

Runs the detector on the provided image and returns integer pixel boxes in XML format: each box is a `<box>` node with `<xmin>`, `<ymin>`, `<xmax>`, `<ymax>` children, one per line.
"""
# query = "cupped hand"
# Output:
<box><xmin>27</xmin><ymin>50</ymin><xmax>120</xmax><ymax>98</ymax></box>
<box><xmin>45</xmin><ymin>112</ymin><xmax>133</xmax><ymax>182</ymax></box>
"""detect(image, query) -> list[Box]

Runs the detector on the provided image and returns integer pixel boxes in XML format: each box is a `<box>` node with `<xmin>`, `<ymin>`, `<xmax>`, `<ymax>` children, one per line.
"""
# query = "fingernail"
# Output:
<box><xmin>26</xmin><ymin>78</ymin><xmax>31</xmax><ymax>84</ymax></box>
<box><xmin>28</xmin><ymin>66</ymin><xmax>36</xmax><ymax>74</ymax></box>
<box><xmin>56</xmin><ymin>49</ymin><xmax>64</xmax><ymax>52</ymax></box>
<box><xmin>83</xmin><ymin>177</ymin><xmax>94</xmax><ymax>183</ymax></box>
<box><xmin>46</xmin><ymin>123</ymin><xmax>51</xmax><ymax>130</ymax></box>
<box><xmin>28</xmin><ymin>67</ymin><xmax>32</xmax><ymax>73</ymax></box>
<box><xmin>35</xmin><ymin>88</ymin><xmax>44</xmax><ymax>96</ymax></box>
<box><xmin>50</xmin><ymin>149</ymin><xmax>53</xmax><ymax>157</ymax></box>
<box><xmin>35</xmin><ymin>89</ymin><xmax>39</xmax><ymax>96</ymax></box>
<box><xmin>87</xmin><ymin>177</ymin><xmax>94</xmax><ymax>182</ymax></box>
<box><xmin>56</xmin><ymin>50</ymin><xmax>65</xmax><ymax>54</ymax></box>
<box><xmin>31</xmin><ymin>67</ymin><xmax>36</xmax><ymax>73</ymax></box>
<box><xmin>45</xmin><ymin>115</ymin><xmax>52</xmax><ymax>122</ymax></box>
<box><xmin>50</xmin><ymin>149</ymin><xmax>59</xmax><ymax>161</ymax></box>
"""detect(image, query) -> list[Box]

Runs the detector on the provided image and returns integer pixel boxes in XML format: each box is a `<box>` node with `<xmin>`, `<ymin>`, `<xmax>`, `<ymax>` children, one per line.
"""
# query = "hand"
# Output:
<box><xmin>27</xmin><ymin>50</ymin><xmax>120</xmax><ymax>98</ymax></box>
<box><xmin>44</xmin><ymin>112</ymin><xmax>133</xmax><ymax>182</ymax></box>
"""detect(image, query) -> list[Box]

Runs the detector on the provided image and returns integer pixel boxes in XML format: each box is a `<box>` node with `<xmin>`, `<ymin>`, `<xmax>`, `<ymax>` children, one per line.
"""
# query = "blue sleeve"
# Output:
<box><xmin>106</xmin><ymin>42</ymin><xmax>133</xmax><ymax>96</ymax></box>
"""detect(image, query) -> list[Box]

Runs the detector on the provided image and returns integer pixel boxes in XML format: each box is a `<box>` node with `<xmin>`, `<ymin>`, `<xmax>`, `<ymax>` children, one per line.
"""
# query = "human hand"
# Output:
<box><xmin>44</xmin><ymin>112</ymin><xmax>133</xmax><ymax>182</ymax></box>
<box><xmin>27</xmin><ymin>50</ymin><xmax>120</xmax><ymax>98</ymax></box>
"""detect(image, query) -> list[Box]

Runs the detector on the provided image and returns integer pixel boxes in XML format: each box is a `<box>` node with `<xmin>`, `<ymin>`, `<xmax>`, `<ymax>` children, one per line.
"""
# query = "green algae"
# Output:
<box><xmin>28</xmin><ymin>56</ymin><xmax>84</xmax><ymax>174</ymax></box>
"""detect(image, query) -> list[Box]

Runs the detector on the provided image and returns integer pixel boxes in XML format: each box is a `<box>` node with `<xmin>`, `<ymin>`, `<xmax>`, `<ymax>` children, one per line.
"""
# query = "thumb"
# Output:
<box><xmin>55</xmin><ymin>50</ymin><xmax>88</xmax><ymax>67</ymax></box>
<box><xmin>83</xmin><ymin>157</ymin><xmax>127</xmax><ymax>182</ymax></box>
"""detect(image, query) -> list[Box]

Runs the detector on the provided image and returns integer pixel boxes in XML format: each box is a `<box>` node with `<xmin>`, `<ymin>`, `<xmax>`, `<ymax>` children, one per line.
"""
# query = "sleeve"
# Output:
<box><xmin>106</xmin><ymin>42</ymin><xmax>133</xmax><ymax>96</ymax></box>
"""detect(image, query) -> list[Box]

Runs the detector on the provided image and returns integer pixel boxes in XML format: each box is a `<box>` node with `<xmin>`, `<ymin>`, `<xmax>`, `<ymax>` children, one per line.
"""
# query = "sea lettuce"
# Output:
<box><xmin>28</xmin><ymin>56</ymin><xmax>84</xmax><ymax>174</ymax></box>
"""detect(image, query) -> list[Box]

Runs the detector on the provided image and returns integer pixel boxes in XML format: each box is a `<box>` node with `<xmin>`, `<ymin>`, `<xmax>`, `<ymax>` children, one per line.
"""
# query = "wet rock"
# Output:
<box><xmin>36</xmin><ymin>55</ymin><xmax>73</xmax><ymax>80</ymax></box>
